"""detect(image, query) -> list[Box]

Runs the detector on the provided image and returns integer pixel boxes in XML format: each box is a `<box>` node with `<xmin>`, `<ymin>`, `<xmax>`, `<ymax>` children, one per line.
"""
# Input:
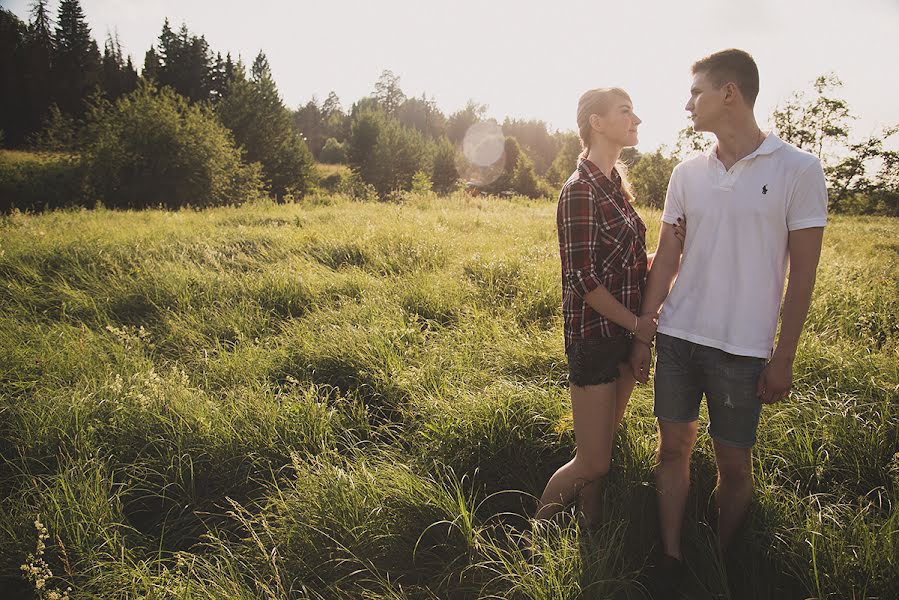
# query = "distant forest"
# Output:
<box><xmin>1</xmin><ymin>1</ymin><xmax>896</xmax><ymax>214</ymax></box>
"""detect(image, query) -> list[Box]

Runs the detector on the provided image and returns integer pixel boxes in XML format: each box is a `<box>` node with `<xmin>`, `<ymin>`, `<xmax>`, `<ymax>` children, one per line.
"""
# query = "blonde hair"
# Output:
<box><xmin>576</xmin><ymin>87</ymin><xmax>635</xmax><ymax>203</ymax></box>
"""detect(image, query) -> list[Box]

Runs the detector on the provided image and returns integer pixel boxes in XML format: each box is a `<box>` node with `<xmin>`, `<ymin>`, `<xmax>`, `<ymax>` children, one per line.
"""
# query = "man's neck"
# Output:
<box><xmin>713</xmin><ymin>116</ymin><xmax>764</xmax><ymax>171</ymax></box>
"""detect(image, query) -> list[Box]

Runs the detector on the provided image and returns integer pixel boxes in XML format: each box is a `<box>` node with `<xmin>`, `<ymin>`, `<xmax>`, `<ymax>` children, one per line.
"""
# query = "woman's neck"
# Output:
<box><xmin>585</xmin><ymin>142</ymin><xmax>622</xmax><ymax>180</ymax></box>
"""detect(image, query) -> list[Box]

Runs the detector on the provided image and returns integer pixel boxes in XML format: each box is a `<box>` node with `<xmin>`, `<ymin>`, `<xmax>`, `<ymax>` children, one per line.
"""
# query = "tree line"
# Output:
<box><xmin>1</xmin><ymin>1</ymin><xmax>896</xmax><ymax>214</ymax></box>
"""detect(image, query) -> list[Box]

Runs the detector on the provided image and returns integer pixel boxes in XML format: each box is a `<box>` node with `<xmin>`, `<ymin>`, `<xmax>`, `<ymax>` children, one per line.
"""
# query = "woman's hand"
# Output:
<box><xmin>673</xmin><ymin>217</ymin><xmax>686</xmax><ymax>246</ymax></box>
<box><xmin>634</xmin><ymin>313</ymin><xmax>658</xmax><ymax>343</ymax></box>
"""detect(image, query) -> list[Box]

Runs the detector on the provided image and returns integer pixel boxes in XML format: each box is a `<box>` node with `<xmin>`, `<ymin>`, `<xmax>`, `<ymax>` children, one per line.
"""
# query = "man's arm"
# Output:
<box><xmin>630</xmin><ymin>221</ymin><xmax>683</xmax><ymax>382</ymax></box>
<box><xmin>757</xmin><ymin>226</ymin><xmax>824</xmax><ymax>403</ymax></box>
<box><xmin>641</xmin><ymin>222</ymin><xmax>683</xmax><ymax>318</ymax></box>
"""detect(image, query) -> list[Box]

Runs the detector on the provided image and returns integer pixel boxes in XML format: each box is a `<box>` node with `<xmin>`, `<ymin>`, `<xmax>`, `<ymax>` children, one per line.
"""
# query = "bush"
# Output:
<box><xmin>319</xmin><ymin>137</ymin><xmax>347</xmax><ymax>164</ymax></box>
<box><xmin>0</xmin><ymin>151</ymin><xmax>86</xmax><ymax>212</ymax></box>
<box><xmin>82</xmin><ymin>83</ymin><xmax>264</xmax><ymax>209</ymax></box>
<box><xmin>27</xmin><ymin>104</ymin><xmax>79</xmax><ymax>151</ymax></box>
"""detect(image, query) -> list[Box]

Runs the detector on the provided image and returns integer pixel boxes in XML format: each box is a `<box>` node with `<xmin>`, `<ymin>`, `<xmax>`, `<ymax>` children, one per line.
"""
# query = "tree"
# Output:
<box><xmin>372</xmin><ymin>69</ymin><xmax>405</xmax><ymax>116</ymax></box>
<box><xmin>771</xmin><ymin>73</ymin><xmax>852</xmax><ymax>164</ymax></box>
<box><xmin>154</xmin><ymin>20</ymin><xmax>213</xmax><ymax>103</ymax></box>
<box><xmin>143</xmin><ymin>45</ymin><xmax>161</xmax><ymax>81</ymax></box>
<box><xmin>319</xmin><ymin>137</ymin><xmax>347</xmax><ymax>164</ymax></box>
<box><xmin>398</xmin><ymin>94</ymin><xmax>446</xmax><ymax>139</ymax></box>
<box><xmin>293</xmin><ymin>98</ymin><xmax>324</xmax><ymax>156</ymax></box>
<box><xmin>0</xmin><ymin>9</ymin><xmax>29</xmax><ymax>145</ymax></box>
<box><xmin>216</xmin><ymin>51</ymin><xmax>316</xmax><ymax>199</ymax></box>
<box><xmin>672</xmin><ymin>125</ymin><xmax>713</xmax><ymax>159</ymax></box>
<box><xmin>431</xmin><ymin>137</ymin><xmax>459</xmax><ymax>194</ymax></box>
<box><xmin>101</xmin><ymin>31</ymin><xmax>137</xmax><ymax>100</ymax></box>
<box><xmin>502</xmin><ymin>118</ymin><xmax>557</xmax><ymax>175</ymax></box>
<box><xmin>826</xmin><ymin>125</ymin><xmax>899</xmax><ymax>212</ymax></box>
<box><xmin>322</xmin><ymin>91</ymin><xmax>342</xmax><ymax>119</ymax></box>
<box><xmin>628</xmin><ymin>149</ymin><xmax>679</xmax><ymax>209</ymax></box>
<box><xmin>446</xmin><ymin>100</ymin><xmax>487</xmax><ymax>144</ymax></box>
<box><xmin>20</xmin><ymin>0</ymin><xmax>55</xmax><ymax>138</ymax></box>
<box><xmin>52</xmin><ymin>0</ymin><xmax>101</xmax><ymax>117</ymax></box>
<box><xmin>82</xmin><ymin>82</ymin><xmax>263</xmax><ymax>209</ymax></box>
<box><xmin>347</xmin><ymin>109</ymin><xmax>384</xmax><ymax>185</ymax></box>
<box><xmin>771</xmin><ymin>73</ymin><xmax>897</xmax><ymax>213</ymax></box>
<box><xmin>545</xmin><ymin>132</ymin><xmax>581</xmax><ymax>188</ymax></box>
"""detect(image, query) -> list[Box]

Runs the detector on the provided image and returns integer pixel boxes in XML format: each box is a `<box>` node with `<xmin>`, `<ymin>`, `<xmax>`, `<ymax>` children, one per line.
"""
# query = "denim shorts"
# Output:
<box><xmin>653</xmin><ymin>333</ymin><xmax>768</xmax><ymax>448</ymax></box>
<box><xmin>566</xmin><ymin>335</ymin><xmax>632</xmax><ymax>387</ymax></box>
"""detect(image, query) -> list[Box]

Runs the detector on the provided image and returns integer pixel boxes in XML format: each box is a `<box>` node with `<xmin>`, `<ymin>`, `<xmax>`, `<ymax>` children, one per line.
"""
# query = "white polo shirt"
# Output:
<box><xmin>658</xmin><ymin>132</ymin><xmax>828</xmax><ymax>358</ymax></box>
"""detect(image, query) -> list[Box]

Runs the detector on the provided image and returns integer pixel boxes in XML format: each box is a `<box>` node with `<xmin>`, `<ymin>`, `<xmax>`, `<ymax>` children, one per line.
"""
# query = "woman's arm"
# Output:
<box><xmin>558</xmin><ymin>182</ymin><xmax>656</xmax><ymax>340</ymax></box>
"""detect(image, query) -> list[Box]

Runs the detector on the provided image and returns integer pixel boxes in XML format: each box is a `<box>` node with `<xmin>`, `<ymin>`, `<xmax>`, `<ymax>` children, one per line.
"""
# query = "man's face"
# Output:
<box><xmin>685</xmin><ymin>72</ymin><xmax>725</xmax><ymax>133</ymax></box>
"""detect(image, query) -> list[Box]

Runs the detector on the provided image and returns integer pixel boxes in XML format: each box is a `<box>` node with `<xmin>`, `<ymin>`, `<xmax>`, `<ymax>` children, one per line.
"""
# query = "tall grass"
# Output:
<box><xmin>1</xmin><ymin>193</ymin><xmax>896</xmax><ymax>599</ymax></box>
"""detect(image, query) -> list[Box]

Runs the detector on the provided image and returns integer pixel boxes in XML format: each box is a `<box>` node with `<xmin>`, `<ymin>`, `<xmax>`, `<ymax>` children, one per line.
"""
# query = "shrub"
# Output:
<box><xmin>0</xmin><ymin>151</ymin><xmax>85</xmax><ymax>212</ymax></box>
<box><xmin>319</xmin><ymin>137</ymin><xmax>347</xmax><ymax>164</ymax></box>
<box><xmin>82</xmin><ymin>82</ymin><xmax>264</xmax><ymax>209</ymax></box>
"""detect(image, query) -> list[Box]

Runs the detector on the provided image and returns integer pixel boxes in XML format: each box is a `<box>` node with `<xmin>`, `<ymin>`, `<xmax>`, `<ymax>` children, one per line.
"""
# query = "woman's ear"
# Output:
<box><xmin>588</xmin><ymin>113</ymin><xmax>603</xmax><ymax>132</ymax></box>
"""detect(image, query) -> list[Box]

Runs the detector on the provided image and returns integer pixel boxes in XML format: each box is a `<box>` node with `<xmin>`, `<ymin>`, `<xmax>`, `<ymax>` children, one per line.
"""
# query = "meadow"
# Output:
<box><xmin>0</xmin><ymin>190</ymin><xmax>896</xmax><ymax>599</ymax></box>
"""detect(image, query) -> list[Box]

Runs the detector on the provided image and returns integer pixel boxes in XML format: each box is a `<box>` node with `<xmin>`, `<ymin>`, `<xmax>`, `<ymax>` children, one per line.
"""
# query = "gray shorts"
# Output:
<box><xmin>653</xmin><ymin>333</ymin><xmax>768</xmax><ymax>449</ymax></box>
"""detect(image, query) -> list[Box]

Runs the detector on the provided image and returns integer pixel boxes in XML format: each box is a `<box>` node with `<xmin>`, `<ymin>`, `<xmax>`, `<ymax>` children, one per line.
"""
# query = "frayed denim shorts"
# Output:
<box><xmin>565</xmin><ymin>335</ymin><xmax>632</xmax><ymax>387</ymax></box>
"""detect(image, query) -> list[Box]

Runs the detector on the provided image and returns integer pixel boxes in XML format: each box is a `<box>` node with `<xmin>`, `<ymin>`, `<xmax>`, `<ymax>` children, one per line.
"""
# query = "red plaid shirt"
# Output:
<box><xmin>557</xmin><ymin>157</ymin><xmax>648</xmax><ymax>351</ymax></box>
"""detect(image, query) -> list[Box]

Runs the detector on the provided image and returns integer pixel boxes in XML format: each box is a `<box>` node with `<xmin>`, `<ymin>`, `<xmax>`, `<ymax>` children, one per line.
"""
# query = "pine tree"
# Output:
<box><xmin>217</xmin><ymin>51</ymin><xmax>315</xmax><ymax>199</ymax></box>
<box><xmin>52</xmin><ymin>0</ymin><xmax>101</xmax><ymax>117</ymax></box>
<box><xmin>20</xmin><ymin>0</ymin><xmax>55</xmax><ymax>138</ymax></box>
<box><xmin>154</xmin><ymin>20</ymin><xmax>212</xmax><ymax>102</ymax></box>
<box><xmin>143</xmin><ymin>45</ymin><xmax>161</xmax><ymax>81</ymax></box>
<box><xmin>101</xmin><ymin>30</ymin><xmax>136</xmax><ymax>99</ymax></box>
<box><xmin>0</xmin><ymin>9</ymin><xmax>28</xmax><ymax>145</ymax></box>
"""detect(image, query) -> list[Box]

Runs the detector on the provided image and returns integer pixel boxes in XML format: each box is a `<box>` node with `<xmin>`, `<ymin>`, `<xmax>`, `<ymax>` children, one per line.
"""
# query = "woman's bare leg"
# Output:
<box><xmin>534</xmin><ymin>379</ymin><xmax>618</xmax><ymax>527</ymax></box>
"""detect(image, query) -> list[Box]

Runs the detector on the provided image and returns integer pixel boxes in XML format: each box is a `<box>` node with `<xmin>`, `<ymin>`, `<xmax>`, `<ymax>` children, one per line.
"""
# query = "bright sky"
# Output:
<box><xmin>6</xmin><ymin>0</ymin><xmax>899</xmax><ymax>151</ymax></box>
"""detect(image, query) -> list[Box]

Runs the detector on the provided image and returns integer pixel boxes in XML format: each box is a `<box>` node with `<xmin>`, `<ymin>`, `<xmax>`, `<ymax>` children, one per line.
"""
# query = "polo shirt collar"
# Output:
<box><xmin>577</xmin><ymin>157</ymin><xmax>622</xmax><ymax>195</ymax></box>
<box><xmin>707</xmin><ymin>131</ymin><xmax>784</xmax><ymax>164</ymax></box>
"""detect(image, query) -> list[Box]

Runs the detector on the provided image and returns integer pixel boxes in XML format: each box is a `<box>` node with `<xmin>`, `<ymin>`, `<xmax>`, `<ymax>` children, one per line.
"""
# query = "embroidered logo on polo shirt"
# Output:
<box><xmin>762</xmin><ymin>185</ymin><xmax>768</xmax><ymax>195</ymax></box>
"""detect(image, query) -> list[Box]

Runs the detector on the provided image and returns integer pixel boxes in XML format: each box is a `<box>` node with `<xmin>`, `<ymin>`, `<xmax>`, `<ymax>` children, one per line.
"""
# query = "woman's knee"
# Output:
<box><xmin>573</xmin><ymin>458</ymin><xmax>611</xmax><ymax>483</ymax></box>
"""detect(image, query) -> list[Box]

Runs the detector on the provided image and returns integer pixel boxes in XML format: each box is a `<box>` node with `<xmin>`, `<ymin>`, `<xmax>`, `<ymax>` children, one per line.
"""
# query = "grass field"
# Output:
<box><xmin>0</xmin><ymin>192</ymin><xmax>896</xmax><ymax>599</ymax></box>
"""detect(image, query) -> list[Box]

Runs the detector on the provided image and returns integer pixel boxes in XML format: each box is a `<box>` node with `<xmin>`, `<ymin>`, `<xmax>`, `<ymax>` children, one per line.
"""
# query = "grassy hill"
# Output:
<box><xmin>0</xmin><ymin>193</ymin><xmax>896</xmax><ymax>599</ymax></box>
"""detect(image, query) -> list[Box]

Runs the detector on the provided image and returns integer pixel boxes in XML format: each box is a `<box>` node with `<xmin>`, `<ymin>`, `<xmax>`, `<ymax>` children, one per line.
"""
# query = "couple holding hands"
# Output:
<box><xmin>535</xmin><ymin>48</ymin><xmax>828</xmax><ymax>591</ymax></box>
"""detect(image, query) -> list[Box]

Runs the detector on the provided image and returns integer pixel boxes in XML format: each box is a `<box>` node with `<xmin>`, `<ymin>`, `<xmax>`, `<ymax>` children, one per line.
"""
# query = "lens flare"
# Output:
<box><xmin>456</xmin><ymin>121</ymin><xmax>506</xmax><ymax>187</ymax></box>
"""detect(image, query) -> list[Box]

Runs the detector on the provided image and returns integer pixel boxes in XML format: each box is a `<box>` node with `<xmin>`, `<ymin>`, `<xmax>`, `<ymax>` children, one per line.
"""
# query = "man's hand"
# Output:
<box><xmin>757</xmin><ymin>357</ymin><xmax>792</xmax><ymax>404</ymax></box>
<box><xmin>635</xmin><ymin>313</ymin><xmax>659</xmax><ymax>343</ymax></box>
<box><xmin>630</xmin><ymin>341</ymin><xmax>653</xmax><ymax>384</ymax></box>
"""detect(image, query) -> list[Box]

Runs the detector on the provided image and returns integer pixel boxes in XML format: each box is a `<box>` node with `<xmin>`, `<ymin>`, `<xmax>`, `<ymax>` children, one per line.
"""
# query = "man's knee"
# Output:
<box><xmin>716</xmin><ymin>448</ymin><xmax>753</xmax><ymax>486</ymax></box>
<box><xmin>657</xmin><ymin>425</ymin><xmax>696</xmax><ymax>466</ymax></box>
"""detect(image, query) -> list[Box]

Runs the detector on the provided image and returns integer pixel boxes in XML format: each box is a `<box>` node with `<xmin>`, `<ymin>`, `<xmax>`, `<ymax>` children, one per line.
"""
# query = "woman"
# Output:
<box><xmin>533</xmin><ymin>87</ymin><xmax>683</xmax><ymax>532</ymax></box>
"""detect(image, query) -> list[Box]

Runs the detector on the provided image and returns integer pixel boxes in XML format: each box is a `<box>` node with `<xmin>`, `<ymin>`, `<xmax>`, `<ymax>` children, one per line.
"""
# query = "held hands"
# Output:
<box><xmin>629</xmin><ymin>312</ymin><xmax>658</xmax><ymax>384</ymax></box>
<box><xmin>757</xmin><ymin>356</ymin><xmax>793</xmax><ymax>404</ymax></box>
<box><xmin>634</xmin><ymin>313</ymin><xmax>658</xmax><ymax>344</ymax></box>
<box><xmin>629</xmin><ymin>341</ymin><xmax>652</xmax><ymax>383</ymax></box>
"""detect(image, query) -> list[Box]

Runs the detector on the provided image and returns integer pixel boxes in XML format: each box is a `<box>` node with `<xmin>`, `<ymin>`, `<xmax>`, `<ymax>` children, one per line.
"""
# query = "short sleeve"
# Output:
<box><xmin>661</xmin><ymin>164</ymin><xmax>685</xmax><ymax>225</ymax></box>
<box><xmin>787</xmin><ymin>159</ymin><xmax>828</xmax><ymax>230</ymax></box>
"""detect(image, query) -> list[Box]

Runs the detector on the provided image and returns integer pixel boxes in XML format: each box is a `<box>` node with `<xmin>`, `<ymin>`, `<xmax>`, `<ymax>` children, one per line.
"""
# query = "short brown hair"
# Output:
<box><xmin>691</xmin><ymin>49</ymin><xmax>759</xmax><ymax>108</ymax></box>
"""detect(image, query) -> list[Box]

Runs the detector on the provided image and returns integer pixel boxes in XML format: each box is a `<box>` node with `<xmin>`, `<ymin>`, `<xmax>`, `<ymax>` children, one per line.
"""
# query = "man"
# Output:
<box><xmin>630</xmin><ymin>48</ymin><xmax>828</xmax><ymax>588</ymax></box>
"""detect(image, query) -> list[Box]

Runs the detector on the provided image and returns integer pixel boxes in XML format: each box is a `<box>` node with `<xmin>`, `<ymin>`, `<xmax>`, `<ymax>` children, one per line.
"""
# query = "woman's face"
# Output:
<box><xmin>591</xmin><ymin>97</ymin><xmax>642</xmax><ymax>148</ymax></box>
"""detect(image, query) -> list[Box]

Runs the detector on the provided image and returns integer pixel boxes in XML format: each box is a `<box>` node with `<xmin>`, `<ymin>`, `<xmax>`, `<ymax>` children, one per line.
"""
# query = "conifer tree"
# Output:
<box><xmin>52</xmin><ymin>0</ymin><xmax>101</xmax><ymax>117</ymax></box>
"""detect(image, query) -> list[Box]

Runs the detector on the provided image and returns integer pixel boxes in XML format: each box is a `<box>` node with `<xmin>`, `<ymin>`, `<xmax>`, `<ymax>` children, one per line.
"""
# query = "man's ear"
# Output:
<box><xmin>722</xmin><ymin>82</ymin><xmax>739</xmax><ymax>105</ymax></box>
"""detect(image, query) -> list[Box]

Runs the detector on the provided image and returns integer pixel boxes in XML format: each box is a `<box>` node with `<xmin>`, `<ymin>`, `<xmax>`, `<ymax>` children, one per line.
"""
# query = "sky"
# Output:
<box><xmin>5</xmin><ymin>0</ymin><xmax>899</xmax><ymax>152</ymax></box>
